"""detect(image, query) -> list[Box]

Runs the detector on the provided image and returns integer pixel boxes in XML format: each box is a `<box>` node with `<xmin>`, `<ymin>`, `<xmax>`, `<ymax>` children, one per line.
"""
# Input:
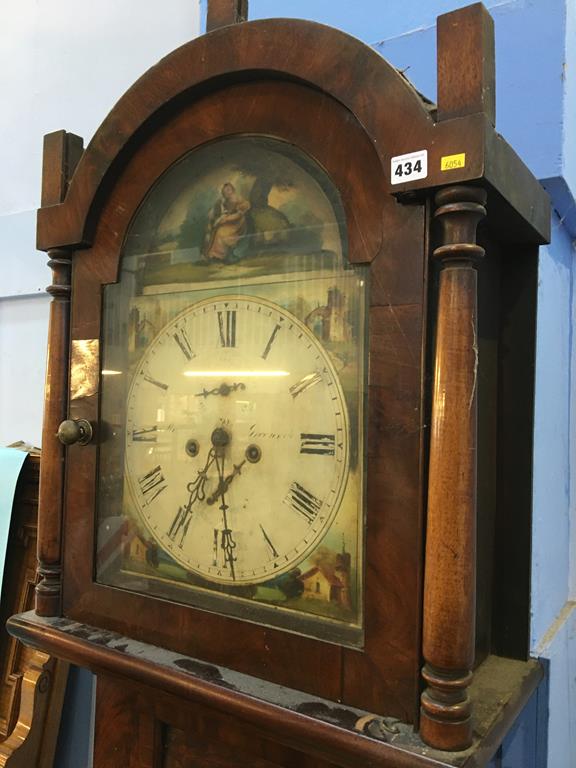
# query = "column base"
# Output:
<box><xmin>419</xmin><ymin>708</ymin><xmax>473</xmax><ymax>752</ymax></box>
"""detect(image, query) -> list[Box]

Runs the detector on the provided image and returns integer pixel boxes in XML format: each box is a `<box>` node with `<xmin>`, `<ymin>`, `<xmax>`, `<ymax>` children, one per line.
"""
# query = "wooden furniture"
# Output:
<box><xmin>8</xmin><ymin>2</ymin><xmax>550</xmax><ymax>765</ymax></box>
<box><xmin>0</xmin><ymin>454</ymin><xmax>68</xmax><ymax>767</ymax></box>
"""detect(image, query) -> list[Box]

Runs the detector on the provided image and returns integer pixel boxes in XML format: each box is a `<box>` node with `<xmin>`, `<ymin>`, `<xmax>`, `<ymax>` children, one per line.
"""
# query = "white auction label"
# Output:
<box><xmin>391</xmin><ymin>149</ymin><xmax>428</xmax><ymax>185</ymax></box>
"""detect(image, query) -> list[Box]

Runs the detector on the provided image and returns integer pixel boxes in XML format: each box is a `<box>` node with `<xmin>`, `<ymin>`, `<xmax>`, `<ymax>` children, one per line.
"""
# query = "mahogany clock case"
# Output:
<box><xmin>23</xmin><ymin>11</ymin><xmax>547</xmax><ymax>741</ymax></box>
<box><xmin>61</xmin><ymin>78</ymin><xmax>428</xmax><ymax>721</ymax></box>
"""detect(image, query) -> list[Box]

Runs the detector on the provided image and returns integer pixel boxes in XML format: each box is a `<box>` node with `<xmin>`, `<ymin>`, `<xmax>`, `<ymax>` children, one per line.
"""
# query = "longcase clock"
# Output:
<box><xmin>9</xmin><ymin>2</ymin><xmax>550</xmax><ymax>766</ymax></box>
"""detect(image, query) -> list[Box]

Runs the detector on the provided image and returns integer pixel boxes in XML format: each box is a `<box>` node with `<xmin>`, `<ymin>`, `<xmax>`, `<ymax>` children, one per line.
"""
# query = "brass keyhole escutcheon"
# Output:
<box><xmin>57</xmin><ymin>419</ymin><xmax>93</xmax><ymax>446</ymax></box>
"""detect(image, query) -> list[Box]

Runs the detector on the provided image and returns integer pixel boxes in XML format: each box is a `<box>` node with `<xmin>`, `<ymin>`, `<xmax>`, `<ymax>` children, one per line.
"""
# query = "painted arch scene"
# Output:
<box><xmin>123</xmin><ymin>136</ymin><xmax>347</xmax><ymax>290</ymax></box>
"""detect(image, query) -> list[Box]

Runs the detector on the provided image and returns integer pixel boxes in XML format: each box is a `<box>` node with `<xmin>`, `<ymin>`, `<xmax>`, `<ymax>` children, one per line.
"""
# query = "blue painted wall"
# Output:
<box><xmin>247</xmin><ymin>0</ymin><xmax>571</xmax><ymax>195</ymax></box>
<box><xmin>55</xmin><ymin>667</ymin><xmax>94</xmax><ymax>767</ymax></box>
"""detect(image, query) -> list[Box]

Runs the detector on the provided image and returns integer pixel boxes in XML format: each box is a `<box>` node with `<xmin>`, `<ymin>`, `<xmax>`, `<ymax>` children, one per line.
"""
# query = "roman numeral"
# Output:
<box><xmin>138</xmin><ymin>465</ymin><xmax>167</xmax><ymax>504</ymax></box>
<box><xmin>218</xmin><ymin>310</ymin><xmax>236</xmax><ymax>347</ymax></box>
<box><xmin>289</xmin><ymin>372</ymin><xmax>322</xmax><ymax>398</ymax></box>
<box><xmin>173</xmin><ymin>328</ymin><xmax>194</xmax><ymax>360</ymax></box>
<box><xmin>168</xmin><ymin>506</ymin><xmax>189</xmax><ymax>546</ymax></box>
<box><xmin>142</xmin><ymin>372</ymin><xmax>168</xmax><ymax>390</ymax></box>
<box><xmin>261</xmin><ymin>324</ymin><xmax>281</xmax><ymax>360</ymax></box>
<box><xmin>132</xmin><ymin>426</ymin><xmax>157</xmax><ymax>442</ymax></box>
<box><xmin>300</xmin><ymin>433</ymin><xmax>336</xmax><ymax>456</ymax></box>
<box><xmin>285</xmin><ymin>481</ymin><xmax>322</xmax><ymax>523</ymax></box>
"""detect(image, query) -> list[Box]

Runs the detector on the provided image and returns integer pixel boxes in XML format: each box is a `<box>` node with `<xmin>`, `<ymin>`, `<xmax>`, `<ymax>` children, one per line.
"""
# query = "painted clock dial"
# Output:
<box><xmin>124</xmin><ymin>295</ymin><xmax>349</xmax><ymax>585</ymax></box>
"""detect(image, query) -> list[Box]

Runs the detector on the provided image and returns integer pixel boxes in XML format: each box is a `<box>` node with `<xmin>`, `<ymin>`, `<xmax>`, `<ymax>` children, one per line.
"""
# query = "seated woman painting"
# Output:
<box><xmin>203</xmin><ymin>182</ymin><xmax>251</xmax><ymax>261</ymax></box>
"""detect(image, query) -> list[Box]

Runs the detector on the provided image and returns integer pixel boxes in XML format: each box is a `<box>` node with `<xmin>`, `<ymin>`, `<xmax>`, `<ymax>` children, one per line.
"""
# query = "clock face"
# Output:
<box><xmin>124</xmin><ymin>296</ymin><xmax>349</xmax><ymax>585</ymax></box>
<box><xmin>97</xmin><ymin>135</ymin><xmax>366</xmax><ymax>644</ymax></box>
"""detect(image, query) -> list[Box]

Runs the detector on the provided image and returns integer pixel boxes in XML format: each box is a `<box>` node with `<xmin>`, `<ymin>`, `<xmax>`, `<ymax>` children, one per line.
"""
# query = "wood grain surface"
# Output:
<box><xmin>27</xmin><ymin>2</ymin><xmax>551</xmax><ymax>762</ymax></box>
<box><xmin>59</xmin><ymin>78</ymin><xmax>427</xmax><ymax>719</ymax></box>
<box><xmin>0</xmin><ymin>456</ymin><xmax>68</xmax><ymax>766</ymax></box>
<box><xmin>420</xmin><ymin>186</ymin><xmax>487</xmax><ymax>750</ymax></box>
<box><xmin>36</xmin><ymin>132</ymin><xmax>83</xmax><ymax>617</ymax></box>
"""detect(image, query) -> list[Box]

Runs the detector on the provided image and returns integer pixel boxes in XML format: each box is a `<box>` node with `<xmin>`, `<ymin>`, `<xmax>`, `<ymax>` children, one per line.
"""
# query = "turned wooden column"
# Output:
<box><xmin>420</xmin><ymin>185</ymin><xmax>487</xmax><ymax>751</ymax></box>
<box><xmin>36</xmin><ymin>131</ymin><xmax>83</xmax><ymax>616</ymax></box>
<box><xmin>35</xmin><ymin>247</ymin><xmax>72</xmax><ymax>616</ymax></box>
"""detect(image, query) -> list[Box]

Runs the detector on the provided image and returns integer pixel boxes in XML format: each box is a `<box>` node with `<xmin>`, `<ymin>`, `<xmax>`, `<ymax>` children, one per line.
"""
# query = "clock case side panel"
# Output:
<box><xmin>341</xmin><ymin>200</ymin><xmax>430</xmax><ymax>721</ymax></box>
<box><xmin>60</xmin><ymin>81</ymin><xmax>429</xmax><ymax>720</ymax></box>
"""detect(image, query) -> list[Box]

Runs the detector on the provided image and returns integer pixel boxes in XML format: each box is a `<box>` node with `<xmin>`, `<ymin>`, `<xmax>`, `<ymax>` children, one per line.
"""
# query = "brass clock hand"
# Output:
<box><xmin>206</xmin><ymin>459</ymin><xmax>247</xmax><ymax>506</ymax></box>
<box><xmin>259</xmin><ymin>524</ymin><xmax>279</xmax><ymax>559</ymax></box>
<box><xmin>213</xmin><ymin>448</ymin><xmax>237</xmax><ymax>580</ymax></box>
<box><xmin>195</xmin><ymin>382</ymin><xmax>246</xmax><ymax>398</ymax></box>
<box><xmin>167</xmin><ymin>446</ymin><xmax>216</xmax><ymax>548</ymax></box>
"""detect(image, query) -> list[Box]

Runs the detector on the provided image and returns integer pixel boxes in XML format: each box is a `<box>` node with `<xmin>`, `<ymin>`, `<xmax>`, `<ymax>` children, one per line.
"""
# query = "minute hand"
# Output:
<box><xmin>206</xmin><ymin>460</ymin><xmax>246</xmax><ymax>505</ymax></box>
<box><xmin>168</xmin><ymin>447</ymin><xmax>216</xmax><ymax>546</ymax></box>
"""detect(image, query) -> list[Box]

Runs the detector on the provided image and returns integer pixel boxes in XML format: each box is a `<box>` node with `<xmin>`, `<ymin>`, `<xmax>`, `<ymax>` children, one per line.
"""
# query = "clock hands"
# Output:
<box><xmin>166</xmin><ymin>425</ymin><xmax>256</xmax><ymax>565</ymax></box>
<box><xmin>259</xmin><ymin>524</ymin><xmax>279</xmax><ymax>559</ymax></box>
<box><xmin>212</xmin><ymin>446</ymin><xmax>237</xmax><ymax>580</ymax></box>
<box><xmin>195</xmin><ymin>382</ymin><xmax>246</xmax><ymax>399</ymax></box>
<box><xmin>206</xmin><ymin>459</ymin><xmax>246</xmax><ymax>506</ymax></box>
<box><xmin>167</xmin><ymin>446</ymin><xmax>216</xmax><ymax>547</ymax></box>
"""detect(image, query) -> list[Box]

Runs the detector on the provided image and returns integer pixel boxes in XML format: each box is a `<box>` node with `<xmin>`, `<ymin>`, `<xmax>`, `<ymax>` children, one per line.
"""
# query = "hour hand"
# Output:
<box><xmin>195</xmin><ymin>382</ymin><xmax>246</xmax><ymax>398</ymax></box>
<box><xmin>167</xmin><ymin>447</ymin><xmax>216</xmax><ymax>547</ymax></box>
<box><xmin>206</xmin><ymin>460</ymin><xmax>246</xmax><ymax>505</ymax></box>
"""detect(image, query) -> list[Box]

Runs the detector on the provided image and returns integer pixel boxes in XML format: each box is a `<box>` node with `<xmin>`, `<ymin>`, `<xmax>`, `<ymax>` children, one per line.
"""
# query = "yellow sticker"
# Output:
<box><xmin>441</xmin><ymin>153</ymin><xmax>466</xmax><ymax>171</ymax></box>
